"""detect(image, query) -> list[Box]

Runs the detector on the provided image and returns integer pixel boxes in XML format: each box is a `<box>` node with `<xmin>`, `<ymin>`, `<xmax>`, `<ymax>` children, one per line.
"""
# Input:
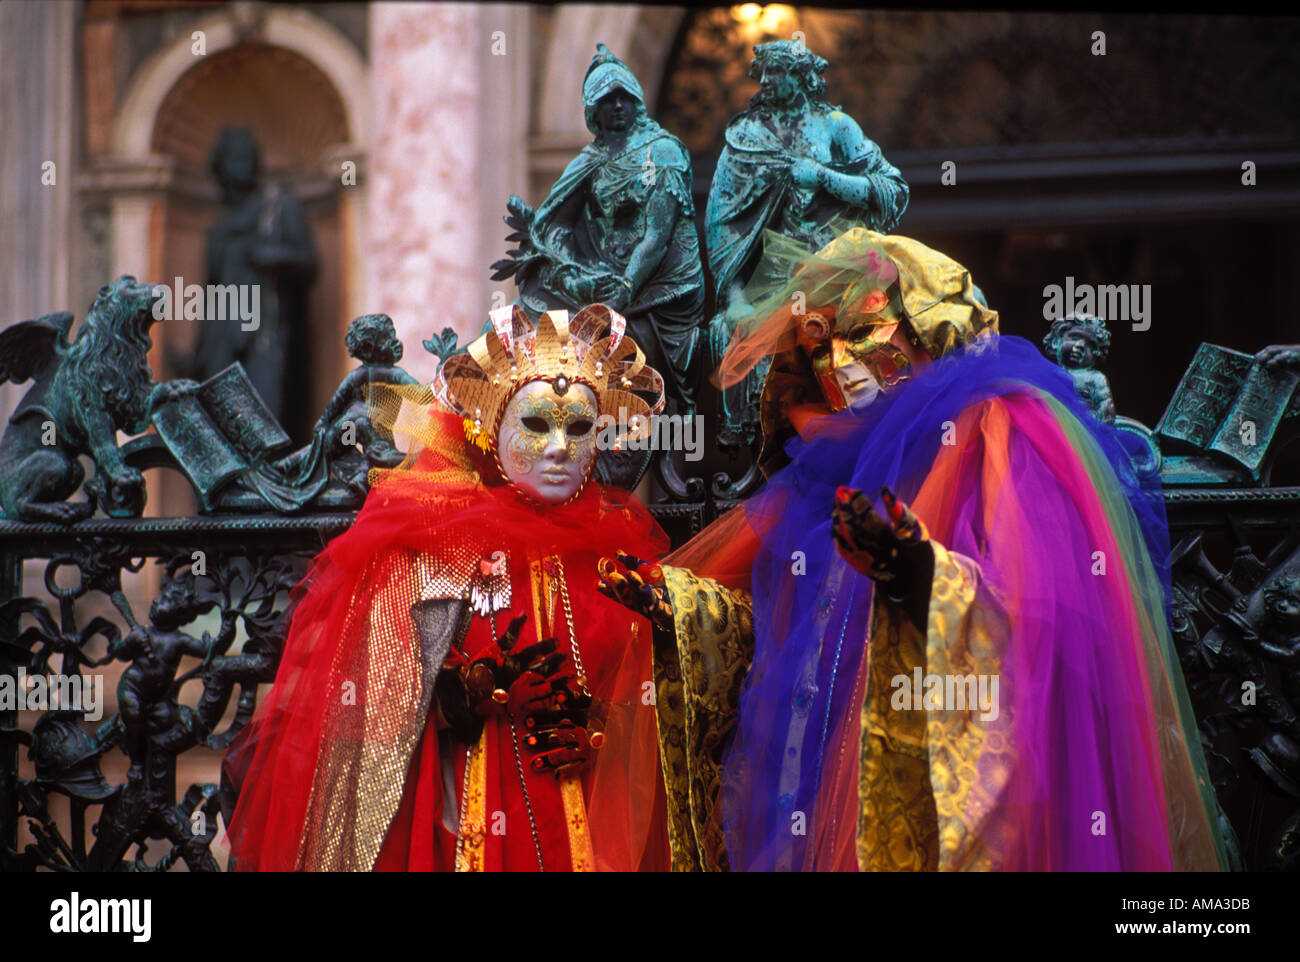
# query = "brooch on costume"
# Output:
<box><xmin>416</xmin><ymin>549</ymin><xmax>511</xmax><ymax>615</ymax></box>
<box><xmin>470</xmin><ymin>550</ymin><xmax>511</xmax><ymax>617</ymax></box>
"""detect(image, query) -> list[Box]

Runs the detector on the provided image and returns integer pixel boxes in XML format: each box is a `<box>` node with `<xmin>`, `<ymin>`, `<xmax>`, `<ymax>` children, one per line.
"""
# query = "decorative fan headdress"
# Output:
<box><xmin>433</xmin><ymin>303</ymin><xmax>665</xmax><ymax>452</ymax></box>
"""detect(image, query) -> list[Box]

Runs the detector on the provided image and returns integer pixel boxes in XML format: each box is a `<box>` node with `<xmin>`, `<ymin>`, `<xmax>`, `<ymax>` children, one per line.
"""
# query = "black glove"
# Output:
<box><xmin>433</xmin><ymin>613</ymin><xmax>570</xmax><ymax>745</ymax></box>
<box><xmin>831</xmin><ymin>485</ymin><xmax>935</xmax><ymax>627</ymax></box>
<box><xmin>595</xmin><ymin>552</ymin><xmax>673</xmax><ymax>633</ymax></box>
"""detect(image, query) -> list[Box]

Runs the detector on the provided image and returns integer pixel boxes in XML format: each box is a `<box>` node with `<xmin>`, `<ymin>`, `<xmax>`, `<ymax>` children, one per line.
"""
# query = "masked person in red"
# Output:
<box><xmin>223</xmin><ymin>304</ymin><xmax>672</xmax><ymax>871</ymax></box>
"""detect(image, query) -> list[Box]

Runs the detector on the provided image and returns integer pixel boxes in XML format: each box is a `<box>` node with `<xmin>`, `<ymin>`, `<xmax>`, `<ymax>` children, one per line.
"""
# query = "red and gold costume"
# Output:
<box><xmin>224</xmin><ymin>306</ymin><xmax>672</xmax><ymax>871</ymax></box>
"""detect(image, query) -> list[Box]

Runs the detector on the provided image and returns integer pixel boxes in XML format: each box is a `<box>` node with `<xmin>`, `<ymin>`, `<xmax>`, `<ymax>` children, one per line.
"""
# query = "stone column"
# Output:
<box><xmin>0</xmin><ymin>0</ymin><xmax>78</xmax><ymax>855</ymax></box>
<box><xmin>0</xmin><ymin>1</ymin><xmax>77</xmax><ymax>423</ymax></box>
<box><xmin>367</xmin><ymin>2</ymin><xmax>532</xmax><ymax>382</ymax></box>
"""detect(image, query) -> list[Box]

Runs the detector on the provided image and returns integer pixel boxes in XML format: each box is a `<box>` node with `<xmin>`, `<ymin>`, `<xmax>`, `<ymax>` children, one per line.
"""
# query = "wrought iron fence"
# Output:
<box><xmin>1</xmin><ymin>278</ymin><xmax>1297</xmax><ymax>870</ymax></box>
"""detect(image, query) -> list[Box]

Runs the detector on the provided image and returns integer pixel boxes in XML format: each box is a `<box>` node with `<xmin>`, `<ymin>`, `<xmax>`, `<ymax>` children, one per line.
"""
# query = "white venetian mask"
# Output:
<box><xmin>495</xmin><ymin>379</ymin><xmax>599</xmax><ymax>504</ymax></box>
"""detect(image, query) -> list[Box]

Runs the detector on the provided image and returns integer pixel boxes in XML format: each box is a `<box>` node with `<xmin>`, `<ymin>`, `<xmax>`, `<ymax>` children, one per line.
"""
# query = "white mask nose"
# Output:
<box><xmin>835</xmin><ymin>366</ymin><xmax>882</xmax><ymax>410</ymax></box>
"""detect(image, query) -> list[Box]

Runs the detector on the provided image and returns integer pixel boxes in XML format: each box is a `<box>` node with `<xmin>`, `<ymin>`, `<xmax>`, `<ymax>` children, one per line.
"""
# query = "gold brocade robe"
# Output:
<box><xmin>652</xmin><ymin>566</ymin><xmax>755</xmax><ymax>871</ymax></box>
<box><xmin>654</xmin><ymin>546</ymin><xmax>1010</xmax><ymax>872</ymax></box>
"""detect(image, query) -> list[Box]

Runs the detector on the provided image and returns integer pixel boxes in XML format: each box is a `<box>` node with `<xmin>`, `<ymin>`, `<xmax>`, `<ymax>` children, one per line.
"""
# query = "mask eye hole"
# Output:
<box><xmin>847</xmin><ymin>324</ymin><xmax>872</xmax><ymax>342</ymax></box>
<box><xmin>566</xmin><ymin>419</ymin><xmax>593</xmax><ymax>437</ymax></box>
<box><xmin>521</xmin><ymin>417</ymin><xmax>548</xmax><ymax>433</ymax></box>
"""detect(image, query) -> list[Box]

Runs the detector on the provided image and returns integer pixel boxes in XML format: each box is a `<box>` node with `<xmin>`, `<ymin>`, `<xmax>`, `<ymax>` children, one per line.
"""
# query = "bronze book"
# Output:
<box><xmin>1156</xmin><ymin>343</ymin><xmax>1299</xmax><ymax>478</ymax></box>
<box><xmin>151</xmin><ymin>364</ymin><xmax>291</xmax><ymax>506</ymax></box>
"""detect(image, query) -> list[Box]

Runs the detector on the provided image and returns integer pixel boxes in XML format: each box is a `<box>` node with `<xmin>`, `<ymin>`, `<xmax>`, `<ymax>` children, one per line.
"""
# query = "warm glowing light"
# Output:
<box><xmin>731</xmin><ymin>5</ymin><xmax>799</xmax><ymax>44</ymax></box>
<box><xmin>759</xmin><ymin>4</ymin><xmax>796</xmax><ymax>34</ymax></box>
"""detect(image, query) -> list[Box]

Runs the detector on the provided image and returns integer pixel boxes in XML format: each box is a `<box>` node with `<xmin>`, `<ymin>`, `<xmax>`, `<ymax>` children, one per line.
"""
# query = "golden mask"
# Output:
<box><xmin>797</xmin><ymin>303</ymin><xmax>914</xmax><ymax>412</ymax></box>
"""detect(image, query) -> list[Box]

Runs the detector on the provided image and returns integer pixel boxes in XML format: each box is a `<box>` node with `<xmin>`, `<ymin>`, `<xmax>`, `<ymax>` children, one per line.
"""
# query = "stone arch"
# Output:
<box><xmin>149</xmin><ymin>43</ymin><xmax>349</xmax><ymax>179</ymax></box>
<box><xmin>104</xmin><ymin>7</ymin><xmax>370</xmax><ymax>437</ymax></box>
<box><xmin>114</xmin><ymin>6</ymin><xmax>367</xmax><ymax>157</ymax></box>
<box><xmin>146</xmin><ymin>41</ymin><xmax>350</xmax><ymax>444</ymax></box>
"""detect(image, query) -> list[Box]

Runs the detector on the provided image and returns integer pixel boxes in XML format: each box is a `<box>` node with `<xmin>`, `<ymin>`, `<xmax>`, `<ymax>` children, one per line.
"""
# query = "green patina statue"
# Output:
<box><xmin>706</xmin><ymin>40</ymin><xmax>909</xmax><ymax>446</ymax></box>
<box><xmin>0</xmin><ymin>280</ymin><xmax>421</xmax><ymax>521</ymax></box>
<box><xmin>0</xmin><ymin>276</ymin><xmax>197</xmax><ymax>522</ymax></box>
<box><xmin>1258</xmin><ymin>344</ymin><xmax>1300</xmax><ymax>373</ymax></box>
<box><xmin>1043</xmin><ymin>313</ymin><xmax>1117</xmax><ymax>423</ymax></box>
<box><xmin>269</xmin><ymin>312</ymin><xmax>419</xmax><ymax>504</ymax></box>
<box><xmin>1156</xmin><ymin>341</ymin><xmax>1300</xmax><ymax>485</ymax></box>
<box><xmin>492</xmin><ymin>44</ymin><xmax>706</xmax><ymax>416</ymax></box>
<box><xmin>153</xmin><ymin>312</ymin><xmax>420</xmax><ymax>513</ymax></box>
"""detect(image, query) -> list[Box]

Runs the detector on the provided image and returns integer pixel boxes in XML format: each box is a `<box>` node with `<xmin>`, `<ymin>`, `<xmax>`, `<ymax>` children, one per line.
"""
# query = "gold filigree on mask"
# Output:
<box><xmin>798</xmin><ymin>307</ymin><xmax>914</xmax><ymax>412</ymax></box>
<box><xmin>503</xmin><ymin>393</ymin><xmax>598</xmax><ymax>476</ymax></box>
<box><xmin>495</xmin><ymin>381</ymin><xmax>600</xmax><ymax>503</ymax></box>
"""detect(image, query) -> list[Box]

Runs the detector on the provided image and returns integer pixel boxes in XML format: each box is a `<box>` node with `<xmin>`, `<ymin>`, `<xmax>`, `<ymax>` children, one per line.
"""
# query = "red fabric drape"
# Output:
<box><xmin>224</xmin><ymin>410</ymin><xmax>670</xmax><ymax>871</ymax></box>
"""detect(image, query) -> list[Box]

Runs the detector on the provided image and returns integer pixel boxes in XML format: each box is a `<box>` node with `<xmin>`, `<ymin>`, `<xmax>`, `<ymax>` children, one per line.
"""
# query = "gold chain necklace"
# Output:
<box><xmin>552</xmin><ymin>555</ymin><xmax>590</xmax><ymax>696</ymax></box>
<box><xmin>455</xmin><ymin>609</ymin><xmax>547</xmax><ymax>872</ymax></box>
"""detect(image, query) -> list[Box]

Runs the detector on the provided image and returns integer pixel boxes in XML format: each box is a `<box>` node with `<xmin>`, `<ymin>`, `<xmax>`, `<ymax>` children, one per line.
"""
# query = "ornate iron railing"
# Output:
<box><xmin>1</xmin><ymin>278</ymin><xmax>1297</xmax><ymax>870</ymax></box>
<box><xmin>1164</xmin><ymin>487</ymin><xmax>1300</xmax><ymax>871</ymax></box>
<box><xmin>6</xmin><ymin>489</ymin><xmax>1298</xmax><ymax>871</ymax></box>
<box><xmin>0</xmin><ymin>514</ymin><xmax>349</xmax><ymax>871</ymax></box>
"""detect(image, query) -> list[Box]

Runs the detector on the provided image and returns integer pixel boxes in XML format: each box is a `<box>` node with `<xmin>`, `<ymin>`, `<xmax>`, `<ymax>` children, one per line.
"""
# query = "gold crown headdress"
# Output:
<box><xmin>433</xmin><ymin>303</ymin><xmax>666</xmax><ymax>450</ymax></box>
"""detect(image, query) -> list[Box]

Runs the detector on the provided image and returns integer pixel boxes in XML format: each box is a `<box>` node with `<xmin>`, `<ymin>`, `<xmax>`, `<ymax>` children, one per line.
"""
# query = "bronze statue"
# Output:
<box><xmin>492</xmin><ymin>45</ymin><xmax>706</xmax><ymax>416</ymax></box>
<box><xmin>85</xmin><ymin>555</ymin><xmax>284</xmax><ymax>872</ymax></box>
<box><xmin>162</xmin><ymin>312</ymin><xmax>421</xmax><ymax>513</ymax></box>
<box><xmin>0</xmin><ymin>276</ymin><xmax>194</xmax><ymax>522</ymax></box>
<box><xmin>0</xmin><ymin>275</ymin><xmax>424</xmax><ymax>522</ymax></box>
<box><xmin>271</xmin><ymin>312</ymin><xmax>420</xmax><ymax>501</ymax></box>
<box><xmin>191</xmin><ymin>126</ymin><xmax>317</xmax><ymax>439</ymax></box>
<box><xmin>112</xmin><ymin>572</ymin><xmax>234</xmax><ymax>784</ymax></box>
<box><xmin>1259</xmin><ymin>344</ymin><xmax>1300</xmax><ymax>372</ymax></box>
<box><xmin>706</xmin><ymin>40</ymin><xmax>909</xmax><ymax>445</ymax></box>
<box><xmin>1043</xmin><ymin>313</ymin><xmax>1116</xmax><ymax>423</ymax></box>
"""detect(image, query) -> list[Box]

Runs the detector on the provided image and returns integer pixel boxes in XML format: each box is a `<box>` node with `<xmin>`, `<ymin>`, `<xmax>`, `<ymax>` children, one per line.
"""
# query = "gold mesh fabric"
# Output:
<box><xmin>654</xmin><ymin>565</ymin><xmax>755</xmax><ymax>872</ymax></box>
<box><xmin>365</xmin><ymin>382</ymin><xmax>480</xmax><ymax>484</ymax></box>
<box><xmin>296</xmin><ymin>553</ymin><xmax>432</xmax><ymax>871</ymax></box>
<box><xmin>294</xmin><ymin>533</ymin><xmax>491</xmax><ymax>871</ymax></box>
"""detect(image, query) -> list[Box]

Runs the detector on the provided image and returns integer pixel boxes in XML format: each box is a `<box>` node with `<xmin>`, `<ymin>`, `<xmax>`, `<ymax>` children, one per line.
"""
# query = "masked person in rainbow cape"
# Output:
<box><xmin>223</xmin><ymin>304</ymin><xmax>677</xmax><ymax>871</ymax></box>
<box><xmin>599</xmin><ymin>227</ymin><xmax>1228</xmax><ymax>871</ymax></box>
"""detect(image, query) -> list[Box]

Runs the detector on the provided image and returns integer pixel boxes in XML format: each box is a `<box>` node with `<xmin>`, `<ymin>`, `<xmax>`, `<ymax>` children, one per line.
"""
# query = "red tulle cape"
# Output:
<box><xmin>223</xmin><ymin>411</ymin><xmax>670</xmax><ymax>870</ymax></box>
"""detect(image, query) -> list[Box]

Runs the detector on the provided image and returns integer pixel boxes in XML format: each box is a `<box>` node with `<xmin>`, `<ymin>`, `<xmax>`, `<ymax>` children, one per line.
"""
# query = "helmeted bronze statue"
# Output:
<box><xmin>492</xmin><ymin>45</ymin><xmax>706</xmax><ymax>417</ymax></box>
